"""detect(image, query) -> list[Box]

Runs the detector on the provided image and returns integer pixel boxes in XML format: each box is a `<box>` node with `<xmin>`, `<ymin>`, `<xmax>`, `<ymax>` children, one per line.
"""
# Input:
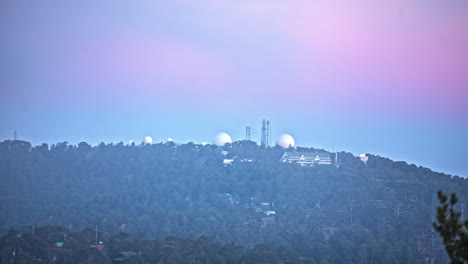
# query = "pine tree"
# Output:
<box><xmin>433</xmin><ymin>190</ymin><xmax>468</xmax><ymax>264</ymax></box>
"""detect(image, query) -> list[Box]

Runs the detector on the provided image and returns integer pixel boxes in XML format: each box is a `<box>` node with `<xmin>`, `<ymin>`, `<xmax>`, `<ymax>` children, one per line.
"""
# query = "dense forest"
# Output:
<box><xmin>0</xmin><ymin>226</ymin><xmax>314</xmax><ymax>264</ymax></box>
<box><xmin>1</xmin><ymin>140</ymin><xmax>467</xmax><ymax>263</ymax></box>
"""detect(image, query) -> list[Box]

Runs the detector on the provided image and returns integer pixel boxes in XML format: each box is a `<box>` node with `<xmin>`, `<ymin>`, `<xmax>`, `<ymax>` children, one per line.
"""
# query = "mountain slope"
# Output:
<box><xmin>1</xmin><ymin>140</ymin><xmax>466</xmax><ymax>263</ymax></box>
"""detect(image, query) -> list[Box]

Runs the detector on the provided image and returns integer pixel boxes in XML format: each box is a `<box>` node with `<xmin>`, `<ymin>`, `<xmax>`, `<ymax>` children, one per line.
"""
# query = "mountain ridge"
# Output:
<box><xmin>1</xmin><ymin>139</ymin><xmax>466</xmax><ymax>263</ymax></box>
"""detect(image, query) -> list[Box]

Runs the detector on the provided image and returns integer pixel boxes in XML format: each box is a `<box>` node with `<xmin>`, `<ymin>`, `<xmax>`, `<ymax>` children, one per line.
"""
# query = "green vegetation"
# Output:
<box><xmin>434</xmin><ymin>191</ymin><xmax>468</xmax><ymax>263</ymax></box>
<box><xmin>0</xmin><ymin>226</ymin><xmax>314</xmax><ymax>264</ymax></box>
<box><xmin>1</xmin><ymin>140</ymin><xmax>468</xmax><ymax>263</ymax></box>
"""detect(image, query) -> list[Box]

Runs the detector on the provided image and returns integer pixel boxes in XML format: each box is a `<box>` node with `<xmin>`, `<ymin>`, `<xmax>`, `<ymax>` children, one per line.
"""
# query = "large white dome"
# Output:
<box><xmin>213</xmin><ymin>132</ymin><xmax>232</xmax><ymax>146</ymax></box>
<box><xmin>143</xmin><ymin>136</ymin><xmax>153</xmax><ymax>144</ymax></box>
<box><xmin>276</xmin><ymin>134</ymin><xmax>295</xmax><ymax>148</ymax></box>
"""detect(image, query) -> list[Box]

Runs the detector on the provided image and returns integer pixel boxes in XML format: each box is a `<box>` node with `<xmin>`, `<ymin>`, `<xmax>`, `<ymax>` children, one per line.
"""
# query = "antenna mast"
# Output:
<box><xmin>245</xmin><ymin>127</ymin><xmax>251</xmax><ymax>141</ymax></box>
<box><xmin>335</xmin><ymin>152</ymin><xmax>339</xmax><ymax>167</ymax></box>
<box><xmin>260</xmin><ymin>119</ymin><xmax>271</xmax><ymax>147</ymax></box>
<box><xmin>266</xmin><ymin>120</ymin><xmax>271</xmax><ymax>147</ymax></box>
<box><xmin>14</xmin><ymin>130</ymin><xmax>17</xmax><ymax>141</ymax></box>
<box><xmin>261</xmin><ymin>119</ymin><xmax>267</xmax><ymax>147</ymax></box>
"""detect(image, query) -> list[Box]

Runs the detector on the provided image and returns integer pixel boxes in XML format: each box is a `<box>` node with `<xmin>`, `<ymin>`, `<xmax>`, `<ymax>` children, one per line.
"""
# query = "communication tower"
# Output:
<box><xmin>335</xmin><ymin>152</ymin><xmax>339</xmax><ymax>167</ymax></box>
<box><xmin>266</xmin><ymin>120</ymin><xmax>271</xmax><ymax>146</ymax></box>
<box><xmin>261</xmin><ymin>119</ymin><xmax>266</xmax><ymax>146</ymax></box>
<box><xmin>260</xmin><ymin>119</ymin><xmax>271</xmax><ymax>147</ymax></box>
<box><xmin>14</xmin><ymin>130</ymin><xmax>17</xmax><ymax>141</ymax></box>
<box><xmin>245</xmin><ymin>127</ymin><xmax>251</xmax><ymax>141</ymax></box>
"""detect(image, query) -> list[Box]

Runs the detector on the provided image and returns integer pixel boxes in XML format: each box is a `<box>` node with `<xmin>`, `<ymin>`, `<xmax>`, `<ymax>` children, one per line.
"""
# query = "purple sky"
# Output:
<box><xmin>1</xmin><ymin>0</ymin><xmax>467</xmax><ymax>176</ymax></box>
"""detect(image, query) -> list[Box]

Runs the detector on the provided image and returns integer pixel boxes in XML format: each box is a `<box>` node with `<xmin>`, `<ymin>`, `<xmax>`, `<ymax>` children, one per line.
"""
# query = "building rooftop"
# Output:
<box><xmin>282</xmin><ymin>152</ymin><xmax>331</xmax><ymax>160</ymax></box>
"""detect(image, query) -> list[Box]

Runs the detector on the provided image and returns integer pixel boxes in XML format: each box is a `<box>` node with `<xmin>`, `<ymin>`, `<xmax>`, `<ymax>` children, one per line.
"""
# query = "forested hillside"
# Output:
<box><xmin>0</xmin><ymin>226</ymin><xmax>314</xmax><ymax>264</ymax></box>
<box><xmin>1</xmin><ymin>140</ymin><xmax>467</xmax><ymax>263</ymax></box>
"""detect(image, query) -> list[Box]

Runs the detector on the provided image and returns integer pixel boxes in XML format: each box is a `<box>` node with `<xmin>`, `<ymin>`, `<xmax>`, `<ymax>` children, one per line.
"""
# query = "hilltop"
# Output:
<box><xmin>1</xmin><ymin>140</ymin><xmax>467</xmax><ymax>263</ymax></box>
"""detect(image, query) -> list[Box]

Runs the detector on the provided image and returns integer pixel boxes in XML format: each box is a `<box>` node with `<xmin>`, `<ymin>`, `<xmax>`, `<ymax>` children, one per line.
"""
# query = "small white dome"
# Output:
<box><xmin>213</xmin><ymin>132</ymin><xmax>232</xmax><ymax>146</ymax></box>
<box><xmin>201</xmin><ymin>141</ymin><xmax>208</xmax><ymax>146</ymax></box>
<box><xmin>276</xmin><ymin>134</ymin><xmax>295</xmax><ymax>148</ymax></box>
<box><xmin>167</xmin><ymin>138</ymin><xmax>173</xmax><ymax>142</ymax></box>
<box><xmin>129</xmin><ymin>140</ymin><xmax>134</xmax><ymax>145</ymax></box>
<box><xmin>143</xmin><ymin>136</ymin><xmax>153</xmax><ymax>144</ymax></box>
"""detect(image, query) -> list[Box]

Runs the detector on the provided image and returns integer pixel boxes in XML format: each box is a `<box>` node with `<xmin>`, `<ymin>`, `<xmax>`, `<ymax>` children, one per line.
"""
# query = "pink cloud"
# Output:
<box><xmin>321</xmin><ymin>6</ymin><xmax>467</xmax><ymax>86</ymax></box>
<box><xmin>258</xmin><ymin>0</ymin><xmax>468</xmax><ymax>116</ymax></box>
<box><xmin>44</xmin><ymin>0</ymin><xmax>467</xmax><ymax>117</ymax></box>
<box><xmin>183</xmin><ymin>0</ymin><xmax>467</xmax><ymax>116</ymax></box>
<box><xmin>63</xmin><ymin>29</ymin><xmax>232</xmax><ymax>96</ymax></box>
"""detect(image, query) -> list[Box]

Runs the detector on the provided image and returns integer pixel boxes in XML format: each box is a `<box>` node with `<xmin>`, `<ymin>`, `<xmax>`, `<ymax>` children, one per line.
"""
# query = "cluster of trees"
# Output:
<box><xmin>0</xmin><ymin>226</ymin><xmax>314</xmax><ymax>264</ymax></box>
<box><xmin>1</xmin><ymin>140</ymin><xmax>467</xmax><ymax>263</ymax></box>
<box><xmin>434</xmin><ymin>191</ymin><xmax>468</xmax><ymax>263</ymax></box>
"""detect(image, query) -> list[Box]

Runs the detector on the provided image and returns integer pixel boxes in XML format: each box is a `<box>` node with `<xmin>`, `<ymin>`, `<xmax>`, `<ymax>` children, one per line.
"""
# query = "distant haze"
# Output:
<box><xmin>1</xmin><ymin>0</ymin><xmax>467</xmax><ymax>177</ymax></box>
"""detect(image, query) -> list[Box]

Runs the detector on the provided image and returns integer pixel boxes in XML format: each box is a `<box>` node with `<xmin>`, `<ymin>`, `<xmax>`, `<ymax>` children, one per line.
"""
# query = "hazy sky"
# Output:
<box><xmin>1</xmin><ymin>0</ymin><xmax>467</xmax><ymax>176</ymax></box>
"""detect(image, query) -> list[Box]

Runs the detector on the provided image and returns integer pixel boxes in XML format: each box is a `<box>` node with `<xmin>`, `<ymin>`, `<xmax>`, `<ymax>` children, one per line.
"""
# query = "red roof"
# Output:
<box><xmin>49</xmin><ymin>246</ymin><xmax>62</xmax><ymax>251</ymax></box>
<box><xmin>90</xmin><ymin>245</ymin><xmax>104</xmax><ymax>251</ymax></box>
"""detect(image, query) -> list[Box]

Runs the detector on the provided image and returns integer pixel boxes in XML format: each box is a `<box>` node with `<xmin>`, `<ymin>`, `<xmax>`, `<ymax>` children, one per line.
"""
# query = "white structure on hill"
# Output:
<box><xmin>213</xmin><ymin>132</ymin><xmax>232</xmax><ymax>146</ymax></box>
<box><xmin>359</xmin><ymin>153</ymin><xmax>369</xmax><ymax>164</ymax></box>
<box><xmin>281</xmin><ymin>152</ymin><xmax>332</xmax><ymax>166</ymax></box>
<box><xmin>223</xmin><ymin>159</ymin><xmax>234</xmax><ymax>166</ymax></box>
<box><xmin>143</xmin><ymin>136</ymin><xmax>153</xmax><ymax>145</ymax></box>
<box><xmin>276</xmin><ymin>134</ymin><xmax>295</xmax><ymax>148</ymax></box>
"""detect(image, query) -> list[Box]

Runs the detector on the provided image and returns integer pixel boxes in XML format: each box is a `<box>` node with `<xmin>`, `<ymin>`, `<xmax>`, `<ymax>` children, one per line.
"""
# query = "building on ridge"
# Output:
<box><xmin>280</xmin><ymin>152</ymin><xmax>332</xmax><ymax>166</ymax></box>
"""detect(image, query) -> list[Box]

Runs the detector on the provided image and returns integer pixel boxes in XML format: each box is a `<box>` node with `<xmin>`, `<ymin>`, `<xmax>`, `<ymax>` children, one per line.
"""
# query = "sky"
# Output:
<box><xmin>0</xmin><ymin>0</ymin><xmax>467</xmax><ymax>176</ymax></box>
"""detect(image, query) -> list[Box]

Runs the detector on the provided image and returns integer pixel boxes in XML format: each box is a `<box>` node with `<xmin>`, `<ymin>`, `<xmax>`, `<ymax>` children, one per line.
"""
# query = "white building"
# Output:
<box><xmin>223</xmin><ymin>159</ymin><xmax>234</xmax><ymax>166</ymax></box>
<box><xmin>280</xmin><ymin>152</ymin><xmax>332</xmax><ymax>166</ymax></box>
<box><xmin>359</xmin><ymin>153</ymin><xmax>369</xmax><ymax>164</ymax></box>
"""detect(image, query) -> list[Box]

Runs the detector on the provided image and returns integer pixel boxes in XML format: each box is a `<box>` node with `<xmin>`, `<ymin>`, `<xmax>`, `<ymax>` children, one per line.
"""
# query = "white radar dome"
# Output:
<box><xmin>143</xmin><ymin>136</ymin><xmax>153</xmax><ymax>144</ymax></box>
<box><xmin>276</xmin><ymin>134</ymin><xmax>295</xmax><ymax>148</ymax></box>
<box><xmin>167</xmin><ymin>138</ymin><xmax>173</xmax><ymax>142</ymax></box>
<box><xmin>213</xmin><ymin>132</ymin><xmax>232</xmax><ymax>146</ymax></box>
<box><xmin>129</xmin><ymin>140</ymin><xmax>134</xmax><ymax>145</ymax></box>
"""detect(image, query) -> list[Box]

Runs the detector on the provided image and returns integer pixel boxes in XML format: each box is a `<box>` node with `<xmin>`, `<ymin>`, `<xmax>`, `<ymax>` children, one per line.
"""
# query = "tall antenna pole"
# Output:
<box><xmin>14</xmin><ymin>130</ymin><xmax>17</xmax><ymax>141</ymax></box>
<box><xmin>266</xmin><ymin>120</ymin><xmax>271</xmax><ymax>147</ymax></box>
<box><xmin>95</xmin><ymin>225</ymin><xmax>98</xmax><ymax>245</ymax></box>
<box><xmin>261</xmin><ymin>119</ymin><xmax>267</xmax><ymax>147</ymax></box>
<box><xmin>245</xmin><ymin>127</ymin><xmax>251</xmax><ymax>141</ymax></box>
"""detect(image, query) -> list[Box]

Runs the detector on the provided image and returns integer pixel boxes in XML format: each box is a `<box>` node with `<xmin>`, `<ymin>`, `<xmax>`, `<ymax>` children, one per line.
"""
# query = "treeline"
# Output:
<box><xmin>0</xmin><ymin>225</ymin><xmax>313</xmax><ymax>264</ymax></box>
<box><xmin>1</xmin><ymin>140</ymin><xmax>467</xmax><ymax>263</ymax></box>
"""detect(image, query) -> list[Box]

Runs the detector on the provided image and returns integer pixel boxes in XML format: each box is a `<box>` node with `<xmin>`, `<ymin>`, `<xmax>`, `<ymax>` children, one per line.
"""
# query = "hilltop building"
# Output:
<box><xmin>223</xmin><ymin>159</ymin><xmax>234</xmax><ymax>166</ymax></box>
<box><xmin>280</xmin><ymin>152</ymin><xmax>332</xmax><ymax>166</ymax></box>
<box><xmin>359</xmin><ymin>153</ymin><xmax>369</xmax><ymax>164</ymax></box>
